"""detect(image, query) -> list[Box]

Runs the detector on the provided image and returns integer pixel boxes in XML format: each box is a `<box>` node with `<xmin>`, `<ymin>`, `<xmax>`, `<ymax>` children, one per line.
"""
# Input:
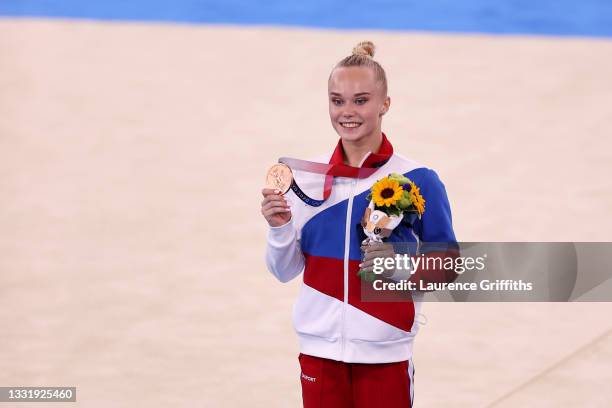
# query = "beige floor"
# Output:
<box><xmin>1</xmin><ymin>19</ymin><xmax>611</xmax><ymax>407</ymax></box>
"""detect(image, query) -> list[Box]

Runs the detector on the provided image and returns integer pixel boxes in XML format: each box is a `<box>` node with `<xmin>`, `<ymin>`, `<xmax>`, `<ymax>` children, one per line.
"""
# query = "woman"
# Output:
<box><xmin>261</xmin><ymin>41</ymin><xmax>457</xmax><ymax>408</ymax></box>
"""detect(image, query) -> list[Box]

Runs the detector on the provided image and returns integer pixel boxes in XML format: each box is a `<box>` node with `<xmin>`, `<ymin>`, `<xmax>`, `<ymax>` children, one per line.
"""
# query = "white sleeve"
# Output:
<box><xmin>265</xmin><ymin>218</ymin><xmax>305</xmax><ymax>283</ymax></box>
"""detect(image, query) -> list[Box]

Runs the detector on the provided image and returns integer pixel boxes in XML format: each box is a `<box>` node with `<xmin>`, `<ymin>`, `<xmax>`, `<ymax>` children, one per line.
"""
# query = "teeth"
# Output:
<box><xmin>341</xmin><ymin>122</ymin><xmax>361</xmax><ymax>128</ymax></box>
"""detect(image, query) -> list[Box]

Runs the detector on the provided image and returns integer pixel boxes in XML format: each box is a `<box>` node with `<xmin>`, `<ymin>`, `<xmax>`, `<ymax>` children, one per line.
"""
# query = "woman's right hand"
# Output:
<box><xmin>261</xmin><ymin>188</ymin><xmax>292</xmax><ymax>227</ymax></box>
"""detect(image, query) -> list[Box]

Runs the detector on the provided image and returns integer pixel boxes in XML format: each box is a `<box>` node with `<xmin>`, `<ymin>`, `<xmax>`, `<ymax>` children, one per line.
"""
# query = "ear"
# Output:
<box><xmin>379</xmin><ymin>96</ymin><xmax>391</xmax><ymax>116</ymax></box>
<box><xmin>361</xmin><ymin>207</ymin><xmax>372</xmax><ymax>228</ymax></box>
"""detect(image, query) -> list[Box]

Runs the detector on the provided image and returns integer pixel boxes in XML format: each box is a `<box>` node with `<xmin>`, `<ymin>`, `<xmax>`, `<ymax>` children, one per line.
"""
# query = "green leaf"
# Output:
<box><xmin>397</xmin><ymin>194</ymin><xmax>413</xmax><ymax>210</ymax></box>
<box><xmin>389</xmin><ymin>172</ymin><xmax>410</xmax><ymax>185</ymax></box>
<box><xmin>387</xmin><ymin>206</ymin><xmax>401</xmax><ymax>217</ymax></box>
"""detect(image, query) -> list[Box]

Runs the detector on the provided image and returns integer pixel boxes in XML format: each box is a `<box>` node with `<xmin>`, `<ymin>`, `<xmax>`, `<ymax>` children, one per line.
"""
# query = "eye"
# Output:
<box><xmin>374</xmin><ymin>227</ymin><xmax>381</xmax><ymax>234</ymax></box>
<box><xmin>331</xmin><ymin>98</ymin><xmax>343</xmax><ymax>106</ymax></box>
<box><xmin>355</xmin><ymin>98</ymin><xmax>368</xmax><ymax>105</ymax></box>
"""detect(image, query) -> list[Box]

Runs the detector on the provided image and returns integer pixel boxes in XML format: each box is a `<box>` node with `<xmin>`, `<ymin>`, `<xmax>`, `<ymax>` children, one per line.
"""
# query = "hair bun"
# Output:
<box><xmin>352</xmin><ymin>41</ymin><xmax>375</xmax><ymax>58</ymax></box>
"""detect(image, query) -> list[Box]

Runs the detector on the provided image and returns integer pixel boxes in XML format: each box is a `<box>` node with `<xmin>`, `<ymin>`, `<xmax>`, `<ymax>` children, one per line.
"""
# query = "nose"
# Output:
<box><xmin>342</xmin><ymin>113</ymin><xmax>355</xmax><ymax>119</ymax></box>
<box><xmin>341</xmin><ymin>105</ymin><xmax>356</xmax><ymax>118</ymax></box>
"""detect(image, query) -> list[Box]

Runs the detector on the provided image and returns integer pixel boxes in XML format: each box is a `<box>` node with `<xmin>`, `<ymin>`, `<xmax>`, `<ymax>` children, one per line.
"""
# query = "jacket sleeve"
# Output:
<box><xmin>417</xmin><ymin>168</ymin><xmax>457</xmax><ymax>244</ymax></box>
<box><xmin>265</xmin><ymin>218</ymin><xmax>305</xmax><ymax>283</ymax></box>
<box><xmin>382</xmin><ymin>169</ymin><xmax>458</xmax><ymax>283</ymax></box>
<box><xmin>410</xmin><ymin>168</ymin><xmax>459</xmax><ymax>286</ymax></box>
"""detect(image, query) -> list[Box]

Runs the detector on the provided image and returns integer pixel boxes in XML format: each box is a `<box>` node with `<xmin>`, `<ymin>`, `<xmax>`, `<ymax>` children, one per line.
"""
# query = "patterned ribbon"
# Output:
<box><xmin>278</xmin><ymin>155</ymin><xmax>388</xmax><ymax>207</ymax></box>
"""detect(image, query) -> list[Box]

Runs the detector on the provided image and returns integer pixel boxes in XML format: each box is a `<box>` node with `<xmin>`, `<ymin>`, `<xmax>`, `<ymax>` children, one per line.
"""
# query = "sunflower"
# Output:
<box><xmin>408</xmin><ymin>181</ymin><xmax>426</xmax><ymax>216</ymax></box>
<box><xmin>371</xmin><ymin>177</ymin><xmax>404</xmax><ymax>207</ymax></box>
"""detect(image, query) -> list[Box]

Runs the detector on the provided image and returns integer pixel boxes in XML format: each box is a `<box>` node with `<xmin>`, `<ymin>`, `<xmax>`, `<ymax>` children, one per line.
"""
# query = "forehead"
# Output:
<box><xmin>328</xmin><ymin>66</ymin><xmax>380</xmax><ymax>95</ymax></box>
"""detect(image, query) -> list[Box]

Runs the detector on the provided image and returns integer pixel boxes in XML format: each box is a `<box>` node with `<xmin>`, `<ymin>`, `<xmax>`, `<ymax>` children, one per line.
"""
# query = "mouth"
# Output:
<box><xmin>339</xmin><ymin>121</ymin><xmax>362</xmax><ymax>129</ymax></box>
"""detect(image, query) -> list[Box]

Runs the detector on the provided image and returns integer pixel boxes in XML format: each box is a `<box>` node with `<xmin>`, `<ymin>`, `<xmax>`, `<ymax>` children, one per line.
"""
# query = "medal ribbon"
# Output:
<box><xmin>278</xmin><ymin>133</ymin><xmax>394</xmax><ymax>206</ymax></box>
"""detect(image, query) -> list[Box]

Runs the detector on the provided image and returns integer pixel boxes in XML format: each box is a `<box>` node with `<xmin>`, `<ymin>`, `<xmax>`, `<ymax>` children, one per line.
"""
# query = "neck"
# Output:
<box><xmin>342</xmin><ymin>131</ymin><xmax>383</xmax><ymax>167</ymax></box>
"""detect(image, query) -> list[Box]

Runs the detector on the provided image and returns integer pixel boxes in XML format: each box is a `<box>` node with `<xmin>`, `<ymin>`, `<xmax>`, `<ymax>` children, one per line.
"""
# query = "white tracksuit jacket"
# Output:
<box><xmin>266</xmin><ymin>134</ymin><xmax>457</xmax><ymax>363</ymax></box>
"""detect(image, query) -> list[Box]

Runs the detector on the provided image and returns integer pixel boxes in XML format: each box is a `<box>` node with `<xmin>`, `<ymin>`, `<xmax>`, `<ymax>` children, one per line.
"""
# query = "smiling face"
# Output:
<box><xmin>328</xmin><ymin>66</ymin><xmax>390</xmax><ymax>144</ymax></box>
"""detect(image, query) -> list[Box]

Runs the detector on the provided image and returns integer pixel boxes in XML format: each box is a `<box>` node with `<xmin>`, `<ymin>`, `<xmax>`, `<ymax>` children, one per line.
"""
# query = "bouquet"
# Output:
<box><xmin>358</xmin><ymin>173</ymin><xmax>426</xmax><ymax>281</ymax></box>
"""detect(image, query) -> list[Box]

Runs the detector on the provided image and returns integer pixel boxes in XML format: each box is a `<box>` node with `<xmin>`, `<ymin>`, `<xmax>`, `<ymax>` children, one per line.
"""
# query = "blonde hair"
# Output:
<box><xmin>331</xmin><ymin>41</ymin><xmax>388</xmax><ymax>95</ymax></box>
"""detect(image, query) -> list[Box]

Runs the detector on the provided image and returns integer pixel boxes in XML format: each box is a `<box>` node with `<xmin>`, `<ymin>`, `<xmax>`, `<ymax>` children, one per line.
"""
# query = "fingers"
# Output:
<box><xmin>362</xmin><ymin>245</ymin><xmax>395</xmax><ymax>262</ymax></box>
<box><xmin>261</xmin><ymin>194</ymin><xmax>287</xmax><ymax>207</ymax></box>
<box><xmin>359</xmin><ymin>261</ymin><xmax>374</xmax><ymax>272</ymax></box>
<box><xmin>261</xmin><ymin>207</ymin><xmax>291</xmax><ymax>227</ymax></box>
<box><xmin>359</xmin><ymin>258</ymin><xmax>384</xmax><ymax>271</ymax></box>
<box><xmin>261</xmin><ymin>188</ymin><xmax>293</xmax><ymax>206</ymax></box>
<box><xmin>261</xmin><ymin>200</ymin><xmax>291</xmax><ymax>214</ymax></box>
<box><xmin>359</xmin><ymin>255</ymin><xmax>394</xmax><ymax>273</ymax></box>
<box><xmin>260</xmin><ymin>189</ymin><xmax>294</xmax><ymax>227</ymax></box>
<box><xmin>261</xmin><ymin>193</ymin><xmax>291</xmax><ymax>220</ymax></box>
<box><xmin>359</xmin><ymin>259</ymin><xmax>386</xmax><ymax>273</ymax></box>
<box><xmin>360</xmin><ymin>242</ymin><xmax>390</xmax><ymax>251</ymax></box>
<box><xmin>262</xmin><ymin>188</ymin><xmax>284</xmax><ymax>197</ymax></box>
<box><xmin>359</xmin><ymin>243</ymin><xmax>395</xmax><ymax>272</ymax></box>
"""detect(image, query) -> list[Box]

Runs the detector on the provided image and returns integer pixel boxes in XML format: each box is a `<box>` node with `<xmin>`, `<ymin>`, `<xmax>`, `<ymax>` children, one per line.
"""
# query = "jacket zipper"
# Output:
<box><xmin>341</xmin><ymin>179</ymin><xmax>357</xmax><ymax>360</ymax></box>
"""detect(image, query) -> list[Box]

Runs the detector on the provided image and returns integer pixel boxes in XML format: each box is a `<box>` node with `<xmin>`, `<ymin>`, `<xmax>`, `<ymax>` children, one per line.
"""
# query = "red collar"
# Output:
<box><xmin>328</xmin><ymin>132</ymin><xmax>394</xmax><ymax>168</ymax></box>
<box><xmin>321</xmin><ymin>133</ymin><xmax>393</xmax><ymax>199</ymax></box>
<box><xmin>276</xmin><ymin>134</ymin><xmax>393</xmax><ymax>203</ymax></box>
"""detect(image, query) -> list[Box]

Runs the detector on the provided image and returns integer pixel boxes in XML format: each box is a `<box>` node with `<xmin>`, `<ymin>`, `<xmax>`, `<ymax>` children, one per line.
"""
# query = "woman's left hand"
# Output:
<box><xmin>359</xmin><ymin>242</ymin><xmax>396</xmax><ymax>277</ymax></box>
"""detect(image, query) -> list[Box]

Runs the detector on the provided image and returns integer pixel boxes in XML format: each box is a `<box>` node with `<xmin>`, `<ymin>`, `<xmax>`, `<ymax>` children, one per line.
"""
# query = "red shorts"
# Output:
<box><xmin>298</xmin><ymin>353</ymin><xmax>414</xmax><ymax>408</ymax></box>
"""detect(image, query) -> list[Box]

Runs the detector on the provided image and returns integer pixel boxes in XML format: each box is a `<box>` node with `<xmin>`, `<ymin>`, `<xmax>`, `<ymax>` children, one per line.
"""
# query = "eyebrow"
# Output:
<box><xmin>329</xmin><ymin>92</ymin><xmax>371</xmax><ymax>97</ymax></box>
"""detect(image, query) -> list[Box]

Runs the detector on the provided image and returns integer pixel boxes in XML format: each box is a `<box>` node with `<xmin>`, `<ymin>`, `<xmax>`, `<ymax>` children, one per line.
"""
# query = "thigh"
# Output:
<box><xmin>351</xmin><ymin>359</ymin><xmax>414</xmax><ymax>408</ymax></box>
<box><xmin>298</xmin><ymin>353</ymin><xmax>352</xmax><ymax>408</ymax></box>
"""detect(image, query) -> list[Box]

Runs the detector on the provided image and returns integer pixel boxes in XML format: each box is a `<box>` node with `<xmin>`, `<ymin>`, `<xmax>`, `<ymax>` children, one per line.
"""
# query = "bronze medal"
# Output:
<box><xmin>265</xmin><ymin>163</ymin><xmax>293</xmax><ymax>194</ymax></box>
